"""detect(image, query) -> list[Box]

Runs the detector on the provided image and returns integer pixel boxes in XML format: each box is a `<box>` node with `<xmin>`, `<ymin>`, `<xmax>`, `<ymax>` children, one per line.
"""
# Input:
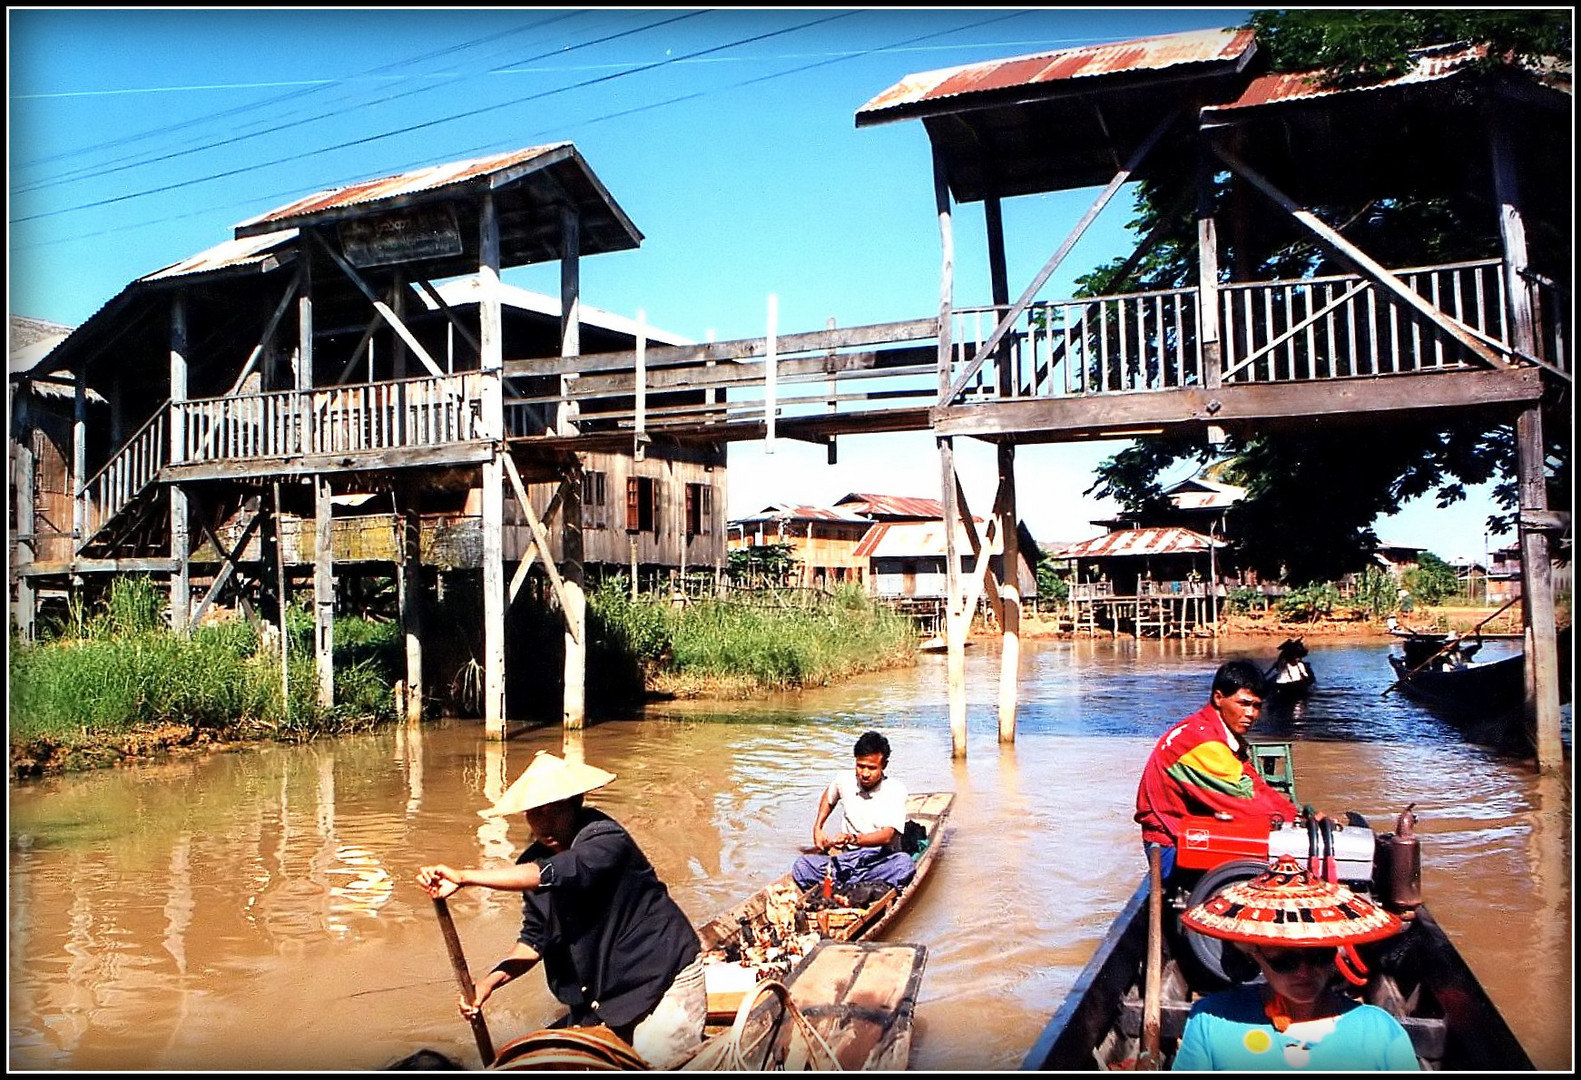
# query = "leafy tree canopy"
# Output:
<box><xmin>1080</xmin><ymin>9</ymin><xmax>1571</xmax><ymax>585</ymax></box>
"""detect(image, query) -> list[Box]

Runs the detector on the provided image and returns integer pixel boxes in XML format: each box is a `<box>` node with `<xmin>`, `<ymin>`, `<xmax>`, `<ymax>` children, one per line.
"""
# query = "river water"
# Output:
<box><xmin>7</xmin><ymin>636</ymin><xmax>1572</xmax><ymax>1071</ymax></box>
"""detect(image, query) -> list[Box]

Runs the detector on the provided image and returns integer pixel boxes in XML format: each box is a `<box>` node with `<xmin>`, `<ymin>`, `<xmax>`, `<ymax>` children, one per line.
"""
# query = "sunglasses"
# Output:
<box><xmin>1258</xmin><ymin>947</ymin><xmax>1333</xmax><ymax>975</ymax></box>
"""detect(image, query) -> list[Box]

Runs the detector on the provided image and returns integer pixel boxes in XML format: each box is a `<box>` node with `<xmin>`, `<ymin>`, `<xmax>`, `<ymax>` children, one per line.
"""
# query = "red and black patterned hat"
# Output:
<box><xmin>1180</xmin><ymin>855</ymin><xmax>1404</xmax><ymax>948</ymax></box>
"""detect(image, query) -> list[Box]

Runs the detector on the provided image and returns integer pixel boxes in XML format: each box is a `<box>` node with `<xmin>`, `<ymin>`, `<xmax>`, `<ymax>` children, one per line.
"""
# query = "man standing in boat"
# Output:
<box><xmin>416</xmin><ymin>751</ymin><xmax>705</xmax><ymax>1069</ymax></box>
<box><xmin>1135</xmin><ymin>660</ymin><xmax>1304</xmax><ymax>880</ymax></box>
<box><xmin>791</xmin><ymin>730</ymin><xmax>917</xmax><ymax>892</ymax></box>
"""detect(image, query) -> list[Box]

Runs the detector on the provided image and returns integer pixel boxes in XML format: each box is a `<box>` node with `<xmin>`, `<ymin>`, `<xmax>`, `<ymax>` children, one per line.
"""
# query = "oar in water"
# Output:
<box><xmin>432</xmin><ymin>895</ymin><xmax>496</xmax><ymax>1067</ymax></box>
<box><xmin>1380</xmin><ymin>595</ymin><xmax>1521</xmax><ymax>698</ymax></box>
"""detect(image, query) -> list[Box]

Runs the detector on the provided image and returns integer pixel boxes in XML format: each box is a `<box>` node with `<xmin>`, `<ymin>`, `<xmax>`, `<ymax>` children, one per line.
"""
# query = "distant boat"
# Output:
<box><xmin>1263</xmin><ymin>636</ymin><xmax>1315</xmax><ymax>702</ymax></box>
<box><xmin>918</xmin><ymin>635</ymin><xmax>971</xmax><ymax>653</ymax></box>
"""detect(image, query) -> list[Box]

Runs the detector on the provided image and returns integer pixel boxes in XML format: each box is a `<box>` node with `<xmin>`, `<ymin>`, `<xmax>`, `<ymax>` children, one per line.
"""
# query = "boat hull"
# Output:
<box><xmin>1020</xmin><ymin>874</ymin><xmax>1534</xmax><ymax>1071</ymax></box>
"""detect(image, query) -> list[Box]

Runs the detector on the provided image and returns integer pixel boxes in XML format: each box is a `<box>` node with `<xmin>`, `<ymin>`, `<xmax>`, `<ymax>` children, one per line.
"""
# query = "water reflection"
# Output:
<box><xmin>6</xmin><ymin>637</ymin><xmax>1570</xmax><ymax>1071</ymax></box>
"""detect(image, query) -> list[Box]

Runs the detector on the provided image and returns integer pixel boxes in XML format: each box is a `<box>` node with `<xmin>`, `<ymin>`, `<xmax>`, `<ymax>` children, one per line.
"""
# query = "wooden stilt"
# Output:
<box><xmin>398</xmin><ymin>493</ymin><xmax>425</xmax><ymax>724</ymax></box>
<box><xmin>168</xmin><ymin>296</ymin><xmax>191</xmax><ymax>633</ymax></box>
<box><xmin>479</xmin><ymin>190</ymin><xmax>507</xmax><ymax>738</ymax></box>
<box><xmin>313</xmin><ymin>474</ymin><xmax>334</xmax><ymax>709</ymax></box>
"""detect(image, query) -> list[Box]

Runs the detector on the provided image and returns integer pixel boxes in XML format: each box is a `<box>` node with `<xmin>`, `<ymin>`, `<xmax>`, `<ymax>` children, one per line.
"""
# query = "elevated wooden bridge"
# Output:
<box><xmin>14</xmin><ymin>27</ymin><xmax>1569</xmax><ymax>770</ymax></box>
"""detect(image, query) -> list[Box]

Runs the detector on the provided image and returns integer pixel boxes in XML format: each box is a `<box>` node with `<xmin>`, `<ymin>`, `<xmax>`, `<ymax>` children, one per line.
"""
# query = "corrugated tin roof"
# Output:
<box><xmin>138</xmin><ymin>230</ymin><xmax>298</xmax><ymax>283</ymax></box>
<box><xmin>1166</xmin><ymin>476</ymin><xmax>1246</xmax><ymax>511</ymax></box>
<box><xmin>857</xmin><ymin>27</ymin><xmax>1256</xmax><ymax>120</ymax></box>
<box><xmin>835</xmin><ymin>492</ymin><xmax>947</xmax><ymax>520</ymax></box>
<box><xmin>855</xmin><ymin>519</ymin><xmax>1000</xmax><ymax>560</ymax></box>
<box><xmin>733</xmin><ymin>503</ymin><xmax>871</xmax><ymax>525</ymax></box>
<box><xmin>1054</xmin><ymin>527</ymin><xmax>1224</xmax><ymax>559</ymax></box>
<box><xmin>235</xmin><ymin>144</ymin><xmax>569</xmax><ymax>233</ymax></box>
<box><xmin>1209</xmin><ymin>42</ymin><xmax>1487</xmax><ymax>112</ymax></box>
<box><xmin>423</xmin><ymin>278</ymin><xmax>693</xmax><ymax>348</ymax></box>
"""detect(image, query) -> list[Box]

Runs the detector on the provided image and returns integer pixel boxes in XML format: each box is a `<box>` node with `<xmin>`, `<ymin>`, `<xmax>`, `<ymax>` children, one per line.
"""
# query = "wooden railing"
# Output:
<box><xmin>171</xmin><ymin>372</ymin><xmax>486</xmax><ymax>462</ymax></box>
<box><xmin>944</xmin><ymin>258</ymin><xmax>1557</xmax><ymax>405</ymax></box>
<box><xmin>80</xmin><ymin>404</ymin><xmax>167</xmax><ymax>546</ymax></box>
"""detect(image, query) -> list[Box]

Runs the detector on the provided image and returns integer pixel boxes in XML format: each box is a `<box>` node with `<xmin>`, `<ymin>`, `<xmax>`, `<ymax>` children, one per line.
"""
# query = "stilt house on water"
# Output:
<box><xmin>9</xmin><ymin>25</ymin><xmax>1569</xmax><ymax>766</ymax></box>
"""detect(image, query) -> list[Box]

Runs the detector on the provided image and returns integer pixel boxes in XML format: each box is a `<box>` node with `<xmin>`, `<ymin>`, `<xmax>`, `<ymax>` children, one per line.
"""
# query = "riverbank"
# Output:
<box><xmin>11</xmin><ymin>596</ymin><xmax>1551</xmax><ymax>781</ymax></box>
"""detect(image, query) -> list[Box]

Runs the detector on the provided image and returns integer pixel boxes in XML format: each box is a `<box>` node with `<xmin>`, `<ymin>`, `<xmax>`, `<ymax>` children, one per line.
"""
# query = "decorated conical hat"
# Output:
<box><xmin>1180</xmin><ymin>854</ymin><xmax>1404</xmax><ymax>947</ymax></box>
<box><xmin>479</xmin><ymin>750</ymin><xmax>616</xmax><ymax>818</ymax></box>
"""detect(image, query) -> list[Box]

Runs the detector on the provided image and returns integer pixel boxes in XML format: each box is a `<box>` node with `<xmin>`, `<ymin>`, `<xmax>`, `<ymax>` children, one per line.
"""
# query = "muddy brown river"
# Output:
<box><xmin>7</xmin><ymin>637</ymin><xmax>1571</xmax><ymax>1070</ymax></box>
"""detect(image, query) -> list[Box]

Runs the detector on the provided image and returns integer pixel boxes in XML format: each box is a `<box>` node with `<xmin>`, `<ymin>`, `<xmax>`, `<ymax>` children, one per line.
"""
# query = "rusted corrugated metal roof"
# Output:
<box><xmin>855</xmin><ymin>519</ymin><xmax>997</xmax><ymax>560</ymax></box>
<box><xmin>1054</xmin><ymin>527</ymin><xmax>1224</xmax><ymax>559</ymax></box>
<box><xmin>1206</xmin><ymin>41</ymin><xmax>1531</xmax><ymax>113</ymax></box>
<box><xmin>734</xmin><ymin>503</ymin><xmax>871</xmax><ymax>525</ymax></box>
<box><xmin>857</xmin><ymin>27</ymin><xmax>1256</xmax><ymax>120</ymax></box>
<box><xmin>235</xmin><ymin>144</ymin><xmax>568</xmax><ymax>233</ymax></box>
<box><xmin>138</xmin><ymin>230</ymin><xmax>297</xmax><ymax>283</ymax></box>
<box><xmin>835</xmin><ymin>492</ymin><xmax>948</xmax><ymax>520</ymax></box>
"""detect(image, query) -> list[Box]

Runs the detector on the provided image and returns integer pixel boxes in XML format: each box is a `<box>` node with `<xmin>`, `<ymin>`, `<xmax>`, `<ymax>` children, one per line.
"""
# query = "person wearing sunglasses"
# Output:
<box><xmin>1171</xmin><ymin>855</ymin><xmax>1419</xmax><ymax>1070</ymax></box>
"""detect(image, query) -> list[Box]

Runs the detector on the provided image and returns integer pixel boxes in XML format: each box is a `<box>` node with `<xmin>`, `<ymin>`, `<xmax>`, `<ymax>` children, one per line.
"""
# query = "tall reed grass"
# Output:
<box><xmin>589</xmin><ymin>580</ymin><xmax>917</xmax><ymax>698</ymax></box>
<box><xmin>10</xmin><ymin>576</ymin><xmax>400</xmax><ymax>748</ymax></box>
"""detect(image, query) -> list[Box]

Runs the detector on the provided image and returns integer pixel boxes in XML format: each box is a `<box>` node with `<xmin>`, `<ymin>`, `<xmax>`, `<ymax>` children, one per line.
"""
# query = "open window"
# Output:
<box><xmin>626</xmin><ymin>475</ymin><xmax>658</xmax><ymax>533</ymax></box>
<box><xmin>685</xmin><ymin>482</ymin><xmax>712</xmax><ymax>538</ymax></box>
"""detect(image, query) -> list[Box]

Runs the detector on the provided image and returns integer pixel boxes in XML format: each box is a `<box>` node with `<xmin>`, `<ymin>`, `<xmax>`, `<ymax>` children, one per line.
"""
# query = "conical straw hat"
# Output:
<box><xmin>479</xmin><ymin>750</ymin><xmax>616</xmax><ymax>818</ymax></box>
<box><xmin>1180</xmin><ymin>855</ymin><xmax>1404</xmax><ymax>948</ymax></box>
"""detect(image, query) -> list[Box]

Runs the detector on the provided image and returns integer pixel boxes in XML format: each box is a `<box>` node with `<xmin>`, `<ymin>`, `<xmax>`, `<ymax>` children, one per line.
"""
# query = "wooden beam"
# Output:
<box><xmin>191</xmin><ymin>495</ymin><xmax>265</xmax><ymax>625</ymax></box>
<box><xmin>161</xmin><ymin>440</ymin><xmax>494</xmax><ymax>482</ymax></box>
<box><xmin>1212</xmin><ymin>145</ymin><xmax>1514</xmax><ymax>371</ymax></box>
<box><xmin>501</xmin><ymin>318</ymin><xmax>939</xmax><ymax>378</ymax></box>
<box><xmin>313</xmin><ymin>474</ymin><xmax>335</xmax><ymax>708</ymax></box>
<box><xmin>501</xmin><ymin>452</ymin><xmax>579</xmax><ymax>643</ymax></box>
<box><xmin>932</xmin><ymin>368</ymin><xmax>1542</xmax><ymax>440</ymax></box>
<box><xmin>941</xmin><ymin>107</ymin><xmax>1180</xmax><ymax>406</ymax></box>
<box><xmin>479</xmin><ymin>191</ymin><xmax>507</xmax><ymax>737</ymax></box>
<box><xmin>308</xmin><ymin>230</ymin><xmax>447</xmax><ymax>379</ymax></box>
<box><xmin>226</xmin><ymin>277</ymin><xmax>299</xmax><ymax>396</ymax></box>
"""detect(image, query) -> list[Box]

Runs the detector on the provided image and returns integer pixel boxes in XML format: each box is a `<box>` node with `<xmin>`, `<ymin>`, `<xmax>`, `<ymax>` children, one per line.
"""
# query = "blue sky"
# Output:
<box><xmin>7</xmin><ymin>7</ymin><xmax>1506</xmax><ymax>560</ymax></box>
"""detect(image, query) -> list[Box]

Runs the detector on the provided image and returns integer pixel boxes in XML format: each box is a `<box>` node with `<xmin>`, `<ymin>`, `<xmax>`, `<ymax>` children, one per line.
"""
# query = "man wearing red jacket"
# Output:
<box><xmin>1136</xmin><ymin>659</ymin><xmax>1302</xmax><ymax>880</ymax></box>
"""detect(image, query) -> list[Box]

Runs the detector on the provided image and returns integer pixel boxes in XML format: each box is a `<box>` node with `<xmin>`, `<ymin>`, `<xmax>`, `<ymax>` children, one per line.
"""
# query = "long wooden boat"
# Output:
<box><xmin>692</xmin><ymin>790</ymin><xmax>954</xmax><ymax>1023</ymax></box>
<box><xmin>1020</xmin><ymin>874</ymin><xmax>1532</xmax><ymax>1071</ymax></box>
<box><xmin>677</xmin><ymin>940</ymin><xmax>927</xmax><ymax>1071</ymax></box>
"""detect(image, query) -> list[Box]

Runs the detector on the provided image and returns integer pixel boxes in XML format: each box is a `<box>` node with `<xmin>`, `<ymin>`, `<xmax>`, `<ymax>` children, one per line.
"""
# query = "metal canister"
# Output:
<box><xmin>1373</xmin><ymin>803</ymin><xmax>1422</xmax><ymax>916</ymax></box>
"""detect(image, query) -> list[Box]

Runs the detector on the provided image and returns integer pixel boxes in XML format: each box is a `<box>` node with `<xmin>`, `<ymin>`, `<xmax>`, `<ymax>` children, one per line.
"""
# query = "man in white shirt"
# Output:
<box><xmin>791</xmin><ymin>731</ymin><xmax>917</xmax><ymax>891</ymax></box>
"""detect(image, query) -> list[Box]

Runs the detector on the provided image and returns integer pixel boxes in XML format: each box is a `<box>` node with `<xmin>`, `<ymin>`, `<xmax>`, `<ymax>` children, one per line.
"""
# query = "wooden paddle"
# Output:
<box><xmin>1380</xmin><ymin>595</ymin><xmax>1521</xmax><ymax>697</ymax></box>
<box><xmin>1137</xmin><ymin>845</ymin><xmax>1165</xmax><ymax>1070</ymax></box>
<box><xmin>432</xmin><ymin>895</ymin><xmax>495</xmax><ymax>1067</ymax></box>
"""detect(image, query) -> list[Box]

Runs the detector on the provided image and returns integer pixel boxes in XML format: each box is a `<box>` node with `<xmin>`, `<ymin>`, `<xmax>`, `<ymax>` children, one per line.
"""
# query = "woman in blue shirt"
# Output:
<box><xmin>1173</xmin><ymin>855</ymin><xmax>1419</xmax><ymax>1071</ymax></box>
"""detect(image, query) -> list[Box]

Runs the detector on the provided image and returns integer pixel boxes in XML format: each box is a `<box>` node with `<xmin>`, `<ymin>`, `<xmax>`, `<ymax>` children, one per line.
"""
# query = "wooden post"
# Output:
<box><xmin>168</xmin><ymin>295</ymin><xmax>191</xmax><ymax>632</ymax></box>
<box><xmin>313</xmin><ymin>473</ymin><xmax>334</xmax><ymax>709</ymax></box>
<box><xmin>13</xmin><ymin>390</ymin><xmax>36</xmax><ymax>641</ymax></box>
<box><xmin>1491</xmin><ymin>116</ymin><xmax>1562</xmax><ymax>771</ymax></box>
<box><xmin>297</xmin><ymin>246</ymin><xmax>313</xmax><ymax>455</ymax></box>
<box><xmin>398</xmin><ymin>494</ymin><xmax>425</xmax><ymax>724</ymax></box>
<box><xmin>272</xmin><ymin>480</ymin><xmax>291</xmax><ymax>720</ymax></box>
<box><xmin>479</xmin><ymin>191</ymin><xmax>507</xmax><ymax>737</ymax></box>
<box><xmin>559</xmin><ymin>204</ymin><xmax>581</xmax><ymax>438</ymax></box>
<box><xmin>996</xmin><ymin>445</ymin><xmax>1021</xmax><ymax>743</ymax></box>
<box><xmin>1197</xmin><ymin>144</ymin><xmax>1223</xmax><ymax>391</ymax></box>
<box><xmin>933</xmin><ymin>144</ymin><xmax>966</xmax><ymax>759</ymax></box>
<box><xmin>1516</xmin><ymin>407</ymin><xmax>1563</xmax><ymax>771</ymax></box>
<box><xmin>71</xmin><ymin>367</ymin><xmax>87</xmax><ymax>560</ymax></box>
<box><xmin>563</xmin><ymin>466</ymin><xmax>587</xmax><ymax>731</ymax></box>
<box><xmin>985</xmin><ymin>192</ymin><xmax>1020</xmax><ymax>743</ymax></box>
<box><xmin>766</xmin><ymin>294</ymin><xmax>778</xmax><ymax>452</ymax></box>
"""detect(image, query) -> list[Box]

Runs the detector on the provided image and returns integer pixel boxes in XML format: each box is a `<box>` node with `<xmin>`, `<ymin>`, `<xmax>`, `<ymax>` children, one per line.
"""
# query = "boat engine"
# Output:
<box><xmin>1168</xmin><ymin>809</ymin><xmax>1414</xmax><ymax>986</ymax></box>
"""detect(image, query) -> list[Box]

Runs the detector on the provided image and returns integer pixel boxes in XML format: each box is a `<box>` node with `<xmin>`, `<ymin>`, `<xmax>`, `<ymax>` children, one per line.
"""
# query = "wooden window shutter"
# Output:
<box><xmin>626</xmin><ymin>476</ymin><xmax>640</xmax><ymax>531</ymax></box>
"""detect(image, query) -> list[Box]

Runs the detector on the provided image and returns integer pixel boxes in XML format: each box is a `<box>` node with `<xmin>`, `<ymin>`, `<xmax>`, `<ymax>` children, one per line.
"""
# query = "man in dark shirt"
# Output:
<box><xmin>418</xmin><ymin>751</ymin><xmax>703</xmax><ymax>1069</ymax></box>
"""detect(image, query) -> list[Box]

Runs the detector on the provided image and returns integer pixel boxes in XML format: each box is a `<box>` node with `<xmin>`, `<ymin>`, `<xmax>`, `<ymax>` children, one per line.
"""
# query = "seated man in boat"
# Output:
<box><xmin>1135</xmin><ymin>660</ymin><xmax>1306</xmax><ymax>881</ymax></box>
<box><xmin>1173</xmin><ymin>855</ymin><xmax>1418</xmax><ymax>1070</ymax></box>
<box><xmin>791</xmin><ymin>730</ymin><xmax>917</xmax><ymax>893</ymax></box>
<box><xmin>416</xmin><ymin>751</ymin><xmax>706</xmax><ymax>1070</ymax></box>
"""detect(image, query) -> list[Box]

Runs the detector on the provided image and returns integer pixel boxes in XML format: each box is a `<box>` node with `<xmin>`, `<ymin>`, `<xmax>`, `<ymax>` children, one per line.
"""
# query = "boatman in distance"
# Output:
<box><xmin>1135</xmin><ymin>659</ymin><xmax>1307</xmax><ymax>881</ymax></box>
<box><xmin>791</xmin><ymin>730</ymin><xmax>918</xmax><ymax>892</ymax></box>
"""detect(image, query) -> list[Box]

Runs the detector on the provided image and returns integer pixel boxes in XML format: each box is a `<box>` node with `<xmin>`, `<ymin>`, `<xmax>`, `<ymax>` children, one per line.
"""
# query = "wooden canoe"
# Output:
<box><xmin>693</xmin><ymin>790</ymin><xmax>953</xmax><ymax>1024</ymax></box>
<box><xmin>1020</xmin><ymin>872</ymin><xmax>1534</xmax><ymax>1071</ymax></box>
<box><xmin>678</xmin><ymin>940</ymin><xmax>927</xmax><ymax>1071</ymax></box>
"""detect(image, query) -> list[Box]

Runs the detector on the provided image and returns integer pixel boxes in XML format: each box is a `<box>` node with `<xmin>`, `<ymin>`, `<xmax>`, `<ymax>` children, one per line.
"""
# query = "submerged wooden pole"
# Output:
<box><xmin>1140</xmin><ymin>845</ymin><xmax>1165</xmax><ymax>1069</ymax></box>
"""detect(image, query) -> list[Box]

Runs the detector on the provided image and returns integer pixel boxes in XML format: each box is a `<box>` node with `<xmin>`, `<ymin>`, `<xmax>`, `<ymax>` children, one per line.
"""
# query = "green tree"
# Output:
<box><xmin>1080</xmin><ymin>9</ymin><xmax>1571</xmax><ymax>585</ymax></box>
<box><xmin>1403</xmin><ymin>552</ymin><xmax>1462</xmax><ymax>606</ymax></box>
